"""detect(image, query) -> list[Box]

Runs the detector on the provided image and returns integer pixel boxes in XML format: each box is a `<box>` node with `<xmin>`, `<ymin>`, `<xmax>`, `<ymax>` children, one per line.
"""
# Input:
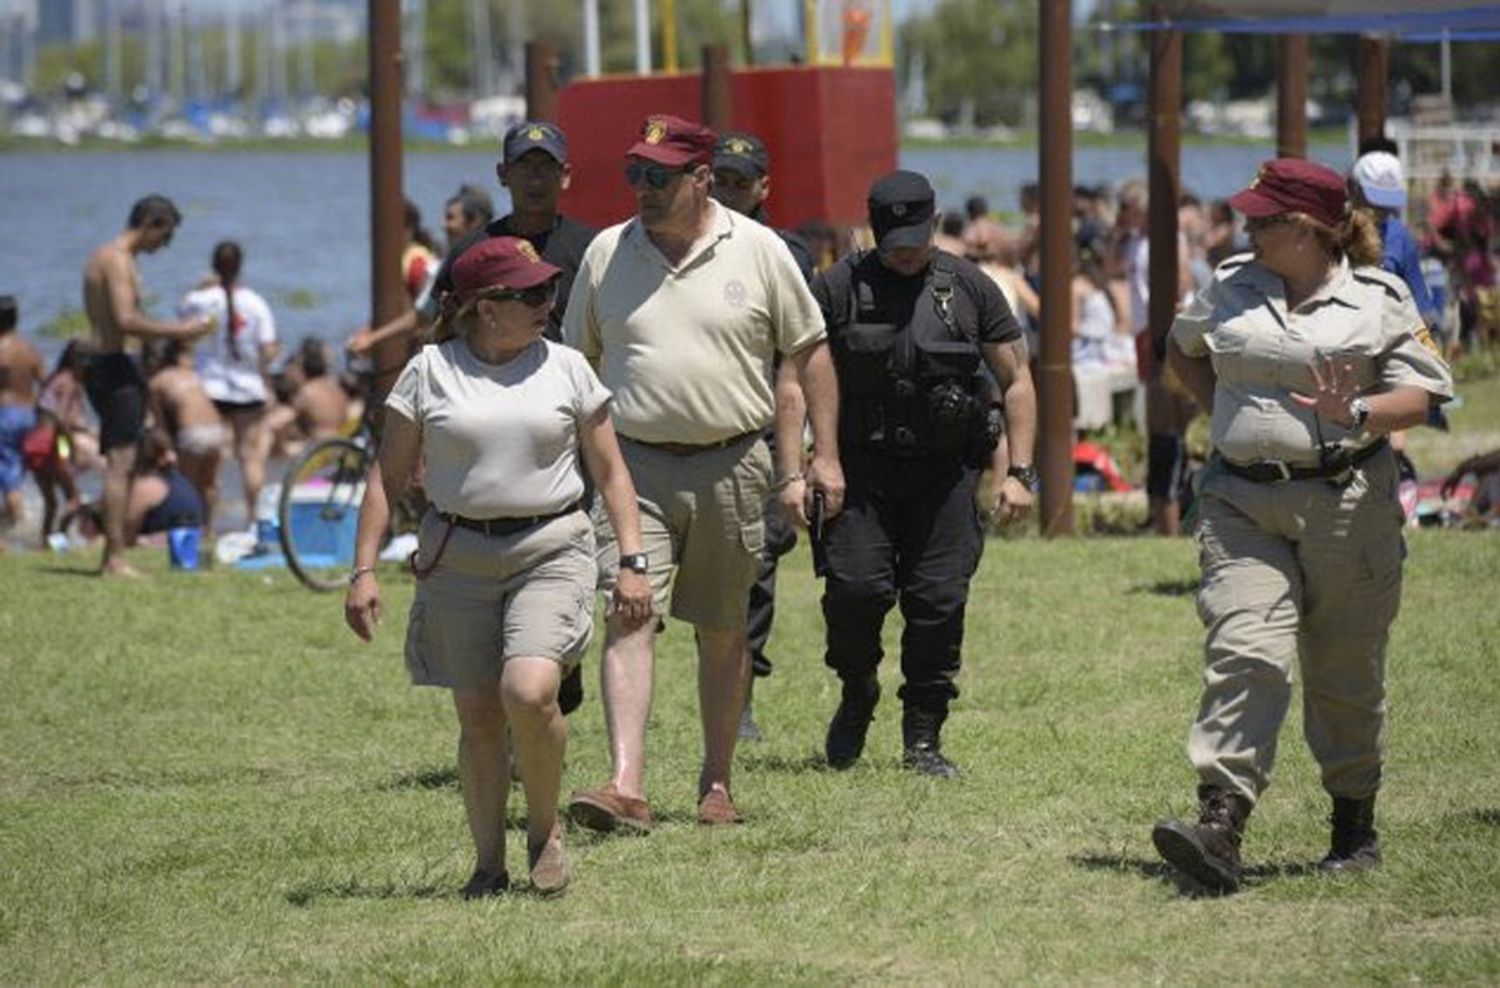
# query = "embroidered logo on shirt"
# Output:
<box><xmin>723</xmin><ymin>279</ymin><xmax>748</xmax><ymax>308</ymax></box>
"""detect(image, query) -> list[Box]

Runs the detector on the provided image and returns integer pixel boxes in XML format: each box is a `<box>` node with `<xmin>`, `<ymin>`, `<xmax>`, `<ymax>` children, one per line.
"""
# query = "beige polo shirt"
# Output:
<box><xmin>562</xmin><ymin>199</ymin><xmax>826</xmax><ymax>445</ymax></box>
<box><xmin>1171</xmin><ymin>252</ymin><xmax>1453</xmax><ymax>467</ymax></box>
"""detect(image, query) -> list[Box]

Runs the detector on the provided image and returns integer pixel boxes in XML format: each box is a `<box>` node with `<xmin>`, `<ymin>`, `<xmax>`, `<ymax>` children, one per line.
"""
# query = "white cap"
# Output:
<box><xmin>1351</xmin><ymin>151</ymin><xmax>1406</xmax><ymax>210</ymax></box>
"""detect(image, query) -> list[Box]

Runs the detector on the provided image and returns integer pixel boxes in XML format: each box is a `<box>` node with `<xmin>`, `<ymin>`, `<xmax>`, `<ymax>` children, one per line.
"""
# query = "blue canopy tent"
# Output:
<box><xmin>1115</xmin><ymin>2</ymin><xmax>1500</xmax><ymax>35</ymax></box>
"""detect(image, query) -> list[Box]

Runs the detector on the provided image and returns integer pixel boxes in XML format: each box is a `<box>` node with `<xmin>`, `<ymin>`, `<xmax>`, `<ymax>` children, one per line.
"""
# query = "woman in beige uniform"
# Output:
<box><xmin>1152</xmin><ymin>159</ymin><xmax>1453</xmax><ymax>893</ymax></box>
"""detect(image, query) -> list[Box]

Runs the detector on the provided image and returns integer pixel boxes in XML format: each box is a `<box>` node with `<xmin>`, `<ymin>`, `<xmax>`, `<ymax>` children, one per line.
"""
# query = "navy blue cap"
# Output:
<box><xmin>868</xmin><ymin>170</ymin><xmax>936</xmax><ymax>251</ymax></box>
<box><xmin>712</xmin><ymin>132</ymin><xmax>768</xmax><ymax>177</ymax></box>
<box><xmin>503</xmin><ymin>120</ymin><xmax>567</xmax><ymax>165</ymax></box>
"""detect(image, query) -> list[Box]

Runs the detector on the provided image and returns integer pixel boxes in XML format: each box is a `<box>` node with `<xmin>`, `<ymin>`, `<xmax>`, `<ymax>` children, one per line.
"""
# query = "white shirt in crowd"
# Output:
<box><xmin>178</xmin><ymin>285</ymin><xmax>278</xmax><ymax>405</ymax></box>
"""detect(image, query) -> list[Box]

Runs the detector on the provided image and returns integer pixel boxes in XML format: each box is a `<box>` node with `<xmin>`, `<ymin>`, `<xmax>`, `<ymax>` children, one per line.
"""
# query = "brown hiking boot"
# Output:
<box><xmin>568</xmin><ymin>783</ymin><xmax>653</xmax><ymax>835</ymax></box>
<box><xmin>697</xmin><ymin>786</ymin><xmax>744</xmax><ymax>826</ymax></box>
<box><xmin>1151</xmin><ymin>785</ymin><xmax>1253</xmax><ymax>893</ymax></box>
<box><xmin>1319</xmin><ymin>795</ymin><xmax>1381</xmax><ymax>874</ymax></box>
<box><xmin>527</xmin><ymin>825</ymin><xmax>571</xmax><ymax>896</ymax></box>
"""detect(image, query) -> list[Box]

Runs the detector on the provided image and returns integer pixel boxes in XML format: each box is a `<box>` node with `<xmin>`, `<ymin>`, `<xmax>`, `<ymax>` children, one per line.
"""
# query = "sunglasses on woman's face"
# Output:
<box><xmin>484</xmin><ymin>281</ymin><xmax>556</xmax><ymax>308</ymax></box>
<box><xmin>1245</xmin><ymin>213</ymin><xmax>1294</xmax><ymax>231</ymax></box>
<box><xmin>624</xmin><ymin>161</ymin><xmax>686</xmax><ymax>190</ymax></box>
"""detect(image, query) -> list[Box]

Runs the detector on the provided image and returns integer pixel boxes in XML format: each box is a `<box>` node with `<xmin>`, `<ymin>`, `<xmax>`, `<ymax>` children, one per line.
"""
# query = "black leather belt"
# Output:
<box><xmin>1219</xmin><ymin>439</ymin><xmax>1389</xmax><ymax>484</ymax></box>
<box><xmin>439</xmin><ymin>501</ymin><xmax>580</xmax><ymax>537</ymax></box>
<box><xmin>627</xmin><ymin>430</ymin><xmax>759</xmax><ymax>456</ymax></box>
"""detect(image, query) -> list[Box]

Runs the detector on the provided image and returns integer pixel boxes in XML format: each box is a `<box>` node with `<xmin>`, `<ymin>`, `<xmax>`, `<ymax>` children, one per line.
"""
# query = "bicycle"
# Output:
<box><xmin>277</xmin><ymin>379</ymin><xmax>423</xmax><ymax>591</ymax></box>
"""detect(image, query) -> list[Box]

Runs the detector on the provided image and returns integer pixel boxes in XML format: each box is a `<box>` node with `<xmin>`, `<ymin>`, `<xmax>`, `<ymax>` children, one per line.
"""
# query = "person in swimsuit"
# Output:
<box><xmin>81</xmin><ymin>195</ymin><xmax>214</xmax><ymax>576</ymax></box>
<box><xmin>146</xmin><ymin>340</ymin><xmax>227</xmax><ymax>535</ymax></box>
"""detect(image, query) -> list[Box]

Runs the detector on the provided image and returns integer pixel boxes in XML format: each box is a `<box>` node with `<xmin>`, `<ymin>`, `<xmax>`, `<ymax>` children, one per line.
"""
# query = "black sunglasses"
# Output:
<box><xmin>624</xmin><ymin>161</ymin><xmax>687</xmax><ymax>190</ymax></box>
<box><xmin>482</xmin><ymin>281</ymin><xmax>557</xmax><ymax>308</ymax></box>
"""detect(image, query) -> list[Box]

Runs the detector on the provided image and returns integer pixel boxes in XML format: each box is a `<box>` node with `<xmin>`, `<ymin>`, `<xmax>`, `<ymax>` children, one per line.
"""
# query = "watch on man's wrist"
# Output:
<box><xmin>618</xmin><ymin>552</ymin><xmax>650</xmax><ymax>574</ymax></box>
<box><xmin>1006</xmin><ymin>464</ymin><xmax>1040</xmax><ymax>492</ymax></box>
<box><xmin>1347</xmin><ymin>395</ymin><xmax>1371</xmax><ymax>430</ymax></box>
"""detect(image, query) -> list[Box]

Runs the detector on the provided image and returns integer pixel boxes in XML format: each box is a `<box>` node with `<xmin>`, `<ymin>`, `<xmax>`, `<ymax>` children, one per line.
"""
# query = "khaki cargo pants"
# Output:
<box><xmin>1187</xmin><ymin>449</ymin><xmax>1405</xmax><ymax>805</ymax></box>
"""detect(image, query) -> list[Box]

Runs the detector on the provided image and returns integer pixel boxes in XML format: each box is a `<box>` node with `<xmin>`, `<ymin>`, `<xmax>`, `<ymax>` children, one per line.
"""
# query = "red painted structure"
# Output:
<box><xmin>556</xmin><ymin>66</ymin><xmax>898</xmax><ymax>230</ymax></box>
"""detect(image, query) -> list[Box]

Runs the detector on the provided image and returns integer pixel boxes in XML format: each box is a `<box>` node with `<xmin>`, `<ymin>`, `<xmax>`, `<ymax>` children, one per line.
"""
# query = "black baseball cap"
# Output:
<box><xmin>868</xmin><ymin>170</ymin><xmax>936</xmax><ymax>252</ymax></box>
<box><xmin>503</xmin><ymin>120</ymin><xmax>567</xmax><ymax>164</ymax></box>
<box><xmin>712</xmin><ymin>132</ymin><xmax>768</xmax><ymax>177</ymax></box>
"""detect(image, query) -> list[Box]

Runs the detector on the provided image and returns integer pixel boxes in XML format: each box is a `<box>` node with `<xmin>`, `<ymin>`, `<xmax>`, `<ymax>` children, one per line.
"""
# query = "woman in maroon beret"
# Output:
<box><xmin>344</xmin><ymin>236</ymin><xmax>652</xmax><ymax>898</ymax></box>
<box><xmin>1152</xmin><ymin>158</ymin><xmax>1453</xmax><ymax>893</ymax></box>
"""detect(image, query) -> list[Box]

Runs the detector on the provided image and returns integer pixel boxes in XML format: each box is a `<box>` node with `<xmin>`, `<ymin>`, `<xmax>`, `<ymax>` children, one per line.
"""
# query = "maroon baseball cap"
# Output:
<box><xmin>450</xmin><ymin>236</ymin><xmax>561</xmax><ymax>297</ymax></box>
<box><xmin>1229</xmin><ymin>158</ymin><xmax>1348</xmax><ymax>228</ymax></box>
<box><xmin>625</xmin><ymin>114</ymin><xmax>716</xmax><ymax>168</ymax></box>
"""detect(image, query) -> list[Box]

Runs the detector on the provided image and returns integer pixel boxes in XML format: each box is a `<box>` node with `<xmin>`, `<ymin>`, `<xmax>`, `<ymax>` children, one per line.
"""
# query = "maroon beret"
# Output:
<box><xmin>625</xmin><ymin>114</ymin><xmax>716</xmax><ymax>168</ymax></box>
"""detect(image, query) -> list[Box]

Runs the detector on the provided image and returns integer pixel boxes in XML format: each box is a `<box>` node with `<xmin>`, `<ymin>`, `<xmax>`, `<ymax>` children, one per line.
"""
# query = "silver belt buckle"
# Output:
<box><xmin>1264</xmin><ymin>459</ymin><xmax>1292</xmax><ymax>483</ymax></box>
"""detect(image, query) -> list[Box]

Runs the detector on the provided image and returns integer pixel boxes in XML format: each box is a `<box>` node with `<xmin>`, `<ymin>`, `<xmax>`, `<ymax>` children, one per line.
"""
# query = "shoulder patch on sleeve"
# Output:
<box><xmin>1413</xmin><ymin>323</ymin><xmax>1442</xmax><ymax>358</ymax></box>
<box><xmin>1351</xmin><ymin>268</ymin><xmax>1404</xmax><ymax>303</ymax></box>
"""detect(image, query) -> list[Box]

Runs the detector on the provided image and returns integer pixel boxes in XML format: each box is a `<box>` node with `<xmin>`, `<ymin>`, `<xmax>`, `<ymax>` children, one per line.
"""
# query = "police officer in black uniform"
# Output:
<box><xmin>811</xmin><ymin>170</ymin><xmax>1037</xmax><ymax>777</ymax></box>
<box><xmin>710</xmin><ymin>131</ymin><xmax>814</xmax><ymax>742</ymax></box>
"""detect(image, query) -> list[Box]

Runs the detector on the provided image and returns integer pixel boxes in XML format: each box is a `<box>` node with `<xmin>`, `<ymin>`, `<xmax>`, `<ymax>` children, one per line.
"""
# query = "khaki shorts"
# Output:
<box><xmin>404</xmin><ymin>508</ymin><xmax>596</xmax><ymax>691</ymax></box>
<box><xmin>595</xmin><ymin>435</ymin><xmax>769</xmax><ymax>629</ymax></box>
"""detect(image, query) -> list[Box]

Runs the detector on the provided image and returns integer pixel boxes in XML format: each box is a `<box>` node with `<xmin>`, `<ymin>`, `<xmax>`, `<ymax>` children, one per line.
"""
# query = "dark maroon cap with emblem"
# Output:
<box><xmin>1229</xmin><ymin>158</ymin><xmax>1348</xmax><ymax>228</ymax></box>
<box><xmin>450</xmin><ymin>236</ymin><xmax>561</xmax><ymax>297</ymax></box>
<box><xmin>626</xmin><ymin>114</ymin><xmax>716</xmax><ymax>168</ymax></box>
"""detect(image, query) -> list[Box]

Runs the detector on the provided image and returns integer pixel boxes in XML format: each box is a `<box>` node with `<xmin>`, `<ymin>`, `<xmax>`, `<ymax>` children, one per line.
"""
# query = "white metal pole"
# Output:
<box><xmin>583</xmin><ymin>0</ymin><xmax>600</xmax><ymax>76</ymax></box>
<box><xmin>634</xmin><ymin>0</ymin><xmax>651</xmax><ymax>75</ymax></box>
<box><xmin>225</xmin><ymin>7</ymin><xmax>240</xmax><ymax>98</ymax></box>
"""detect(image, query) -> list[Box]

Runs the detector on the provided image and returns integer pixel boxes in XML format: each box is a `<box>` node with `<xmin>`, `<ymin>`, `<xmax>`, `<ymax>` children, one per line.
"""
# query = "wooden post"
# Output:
<box><xmin>702</xmin><ymin>44</ymin><xmax>732</xmax><ymax>132</ymax></box>
<box><xmin>1276</xmin><ymin>34</ymin><xmax>1308</xmax><ymax>159</ymax></box>
<box><xmin>1037</xmin><ymin>0</ymin><xmax>1073</xmax><ymax>536</ymax></box>
<box><xmin>1357</xmin><ymin>36</ymin><xmax>1389</xmax><ymax>145</ymax></box>
<box><xmin>741</xmin><ymin>0</ymin><xmax>754</xmax><ymax>66</ymax></box>
<box><xmin>368</xmin><ymin>0</ymin><xmax>407</xmax><ymax>399</ymax></box>
<box><xmin>1146</xmin><ymin>9</ymin><xmax>1182</xmax><ymax>493</ymax></box>
<box><xmin>525</xmin><ymin>41</ymin><xmax>558</xmax><ymax>122</ymax></box>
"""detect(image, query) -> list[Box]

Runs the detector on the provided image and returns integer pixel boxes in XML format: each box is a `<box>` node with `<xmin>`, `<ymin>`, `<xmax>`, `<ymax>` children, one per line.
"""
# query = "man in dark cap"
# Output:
<box><xmin>810</xmin><ymin>169</ymin><xmax>1037</xmax><ymax>777</ymax></box>
<box><xmin>564</xmin><ymin>114</ymin><xmax>844</xmax><ymax>829</ymax></box>
<box><xmin>709</xmin><ymin>130</ymin><xmax>815</xmax><ymax>742</ymax></box>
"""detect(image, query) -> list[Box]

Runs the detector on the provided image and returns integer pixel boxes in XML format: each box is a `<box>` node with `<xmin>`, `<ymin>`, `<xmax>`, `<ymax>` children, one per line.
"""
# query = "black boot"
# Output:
<box><xmin>1151</xmin><ymin>785</ymin><xmax>1253</xmax><ymax>893</ymax></box>
<box><xmin>558</xmin><ymin>665</ymin><xmax>584</xmax><ymax>716</ymax></box>
<box><xmin>738</xmin><ymin>677</ymin><xmax>764</xmax><ymax>743</ymax></box>
<box><xmin>901</xmin><ymin>707</ymin><xmax>959</xmax><ymax>779</ymax></box>
<box><xmin>825</xmin><ymin>675</ymin><xmax>880</xmax><ymax>769</ymax></box>
<box><xmin>1319</xmin><ymin>795</ymin><xmax>1381</xmax><ymax>874</ymax></box>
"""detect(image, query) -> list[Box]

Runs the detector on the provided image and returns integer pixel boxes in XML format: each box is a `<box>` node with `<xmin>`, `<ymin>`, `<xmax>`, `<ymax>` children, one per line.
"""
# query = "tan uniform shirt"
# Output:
<box><xmin>562</xmin><ymin>199</ymin><xmax>826</xmax><ymax>445</ymax></box>
<box><xmin>1171</xmin><ymin>253</ymin><xmax>1453</xmax><ymax>467</ymax></box>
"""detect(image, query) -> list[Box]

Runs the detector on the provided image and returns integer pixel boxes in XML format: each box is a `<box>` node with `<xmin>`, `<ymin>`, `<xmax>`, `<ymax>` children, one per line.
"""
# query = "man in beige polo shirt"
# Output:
<box><xmin>563</xmin><ymin>114</ymin><xmax>844</xmax><ymax>828</ymax></box>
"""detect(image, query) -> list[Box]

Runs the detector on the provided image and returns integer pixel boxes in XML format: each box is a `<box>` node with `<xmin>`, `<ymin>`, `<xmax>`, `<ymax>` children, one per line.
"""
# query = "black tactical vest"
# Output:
<box><xmin>831</xmin><ymin>253</ymin><xmax>990</xmax><ymax>458</ymax></box>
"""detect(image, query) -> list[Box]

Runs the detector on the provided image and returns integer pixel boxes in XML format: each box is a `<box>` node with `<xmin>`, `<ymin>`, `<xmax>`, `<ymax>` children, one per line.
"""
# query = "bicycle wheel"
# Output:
<box><xmin>278</xmin><ymin>437</ymin><xmax>369</xmax><ymax>591</ymax></box>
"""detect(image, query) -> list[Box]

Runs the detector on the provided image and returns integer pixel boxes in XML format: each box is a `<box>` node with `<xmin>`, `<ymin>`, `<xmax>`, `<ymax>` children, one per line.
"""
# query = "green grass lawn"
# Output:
<box><xmin>1</xmin><ymin>521</ymin><xmax>1497</xmax><ymax>983</ymax></box>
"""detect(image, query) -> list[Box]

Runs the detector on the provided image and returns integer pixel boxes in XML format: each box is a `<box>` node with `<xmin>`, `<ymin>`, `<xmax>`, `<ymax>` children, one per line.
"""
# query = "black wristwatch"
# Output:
<box><xmin>1006</xmin><ymin>464</ymin><xmax>1040</xmax><ymax>492</ymax></box>
<box><xmin>618</xmin><ymin>552</ymin><xmax>649</xmax><ymax>574</ymax></box>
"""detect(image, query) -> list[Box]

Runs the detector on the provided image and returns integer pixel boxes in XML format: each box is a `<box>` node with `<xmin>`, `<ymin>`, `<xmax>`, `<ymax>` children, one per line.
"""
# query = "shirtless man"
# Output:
<box><xmin>290</xmin><ymin>340</ymin><xmax>350</xmax><ymax>440</ymax></box>
<box><xmin>0</xmin><ymin>295</ymin><xmax>44</xmax><ymax>530</ymax></box>
<box><xmin>146</xmin><ymin>340</ymin><xmax>227</xmax><ymax>534</ymax></box>
<box><xmin>82</xmin><ymin>195</ymin><xmax>214</xmax><ymax>576</ymax></box>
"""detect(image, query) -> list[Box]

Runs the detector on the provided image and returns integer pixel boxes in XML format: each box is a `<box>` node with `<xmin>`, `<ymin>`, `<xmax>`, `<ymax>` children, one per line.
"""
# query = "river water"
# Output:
<box><xmin>1</xmin><ymin>141</ymin><xmax>1350</xmax><ymax>362</ymax></box>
